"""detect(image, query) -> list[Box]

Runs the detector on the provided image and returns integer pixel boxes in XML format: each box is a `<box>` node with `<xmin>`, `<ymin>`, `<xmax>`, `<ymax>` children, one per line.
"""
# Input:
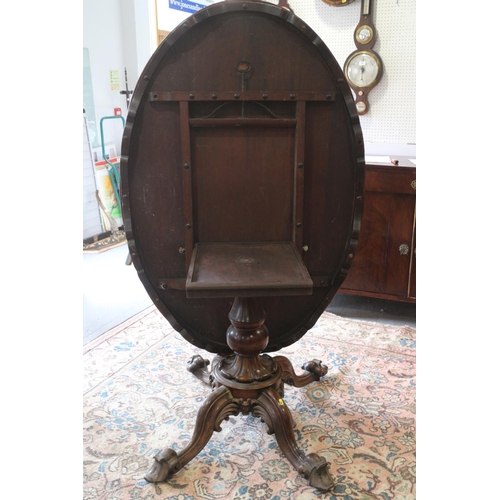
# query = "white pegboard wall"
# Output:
<box><xmin>290</xmin><ymin>0</ymin><xmax>416</xmax><ymax>152</ymax></box>
<box><xmin>157</xmin><ymin>0</ymin><xmax>416</xmax><ymax>153</ymax></box>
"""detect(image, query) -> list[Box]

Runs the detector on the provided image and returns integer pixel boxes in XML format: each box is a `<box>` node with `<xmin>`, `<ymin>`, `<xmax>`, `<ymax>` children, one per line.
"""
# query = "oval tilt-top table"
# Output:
<box><xmin>120</xmin><ymin>0</ymin><xmax>365</xmax><ymax>491</ymax></box>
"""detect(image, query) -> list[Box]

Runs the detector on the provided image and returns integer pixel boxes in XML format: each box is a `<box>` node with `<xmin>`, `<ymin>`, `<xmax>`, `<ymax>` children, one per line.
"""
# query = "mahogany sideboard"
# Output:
<box><xmin>340</xmin><ymin>157</ymin><xmax>416</xmax><ymax>303</ymax></box>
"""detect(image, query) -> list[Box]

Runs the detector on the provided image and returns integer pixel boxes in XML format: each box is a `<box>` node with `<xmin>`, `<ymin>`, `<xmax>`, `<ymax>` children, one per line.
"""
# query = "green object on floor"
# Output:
<box><xmin>99</xmin><ymin>115</ymin><xmax>125</xmax><ymax>207</ymax></box>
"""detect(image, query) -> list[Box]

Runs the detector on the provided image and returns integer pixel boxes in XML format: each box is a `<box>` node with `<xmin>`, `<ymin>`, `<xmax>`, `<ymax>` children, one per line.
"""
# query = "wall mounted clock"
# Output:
<box><xmin>321</xmin><ymin>0</ymin><xmax>356</xmax><ymax>6</ymax></box>
<box><xmin>344</xmin><ymin>0</ymin><xmax>383</xmax><ymax>115</ymax></box>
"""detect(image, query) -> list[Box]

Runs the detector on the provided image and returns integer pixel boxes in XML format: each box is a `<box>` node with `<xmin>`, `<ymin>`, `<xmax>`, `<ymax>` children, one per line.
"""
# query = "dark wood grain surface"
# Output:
<box><xmin>121</xmin><ymin>1</ymin><xmax>364</xmax><ymax>353</ymax></box>
<box><xmin>341</xmin><ymin>159</ymin><xmax>416</xmax><ymax>302</ymax></box>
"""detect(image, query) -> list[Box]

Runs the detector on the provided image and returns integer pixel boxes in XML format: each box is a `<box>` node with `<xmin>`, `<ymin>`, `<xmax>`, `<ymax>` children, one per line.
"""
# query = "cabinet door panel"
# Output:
<box><xmin>409</xmin><ymin>218</ymin><xmax>416</xmax><ymax>299</ymax></box>
<box><xmin>340</xmin><ymin>164</ymin><xmax>416</xmax><ymax>302</ymax></box>
<box><xmin>342</xmin><ymin>191</ymin><xmax>391</xmax><ymax>294</ymax></box>
<box><xmin>384</xmin><ymin>194</ymin><xmax>415</xmax><ymax>297</ymax></box>
<box><xmin>342</xmin><ymin>192</ymin><xmax>415</xmax><ymax>297</ymax></box>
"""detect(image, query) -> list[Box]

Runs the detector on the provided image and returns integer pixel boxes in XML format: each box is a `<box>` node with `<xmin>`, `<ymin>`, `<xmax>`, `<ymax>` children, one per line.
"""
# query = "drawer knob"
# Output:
<box><xmin>411</xmin><ymin>180</ymin><xmax>416</xmax><ymax>190</ymax></box>
<box><xmin>399</xmin><ymin>244</ymin><xmax>409</xmax><ymax>255</ymax></box>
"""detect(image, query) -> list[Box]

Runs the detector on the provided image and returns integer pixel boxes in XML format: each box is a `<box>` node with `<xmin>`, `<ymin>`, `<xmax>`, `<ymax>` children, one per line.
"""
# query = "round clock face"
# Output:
<box><xmin>356</xmin><ymin>25</ymin><xmax>374</xmax><ymax>44</ymax></box>
<box><xmin>345</xmin><ymin>51</ymin><xmax>382</xmax><ymax>89</ymax></box>
<box><xmin>355</xmin><ymin>101</ymin><xmax>367</xmax><ymax>113</ymax></box>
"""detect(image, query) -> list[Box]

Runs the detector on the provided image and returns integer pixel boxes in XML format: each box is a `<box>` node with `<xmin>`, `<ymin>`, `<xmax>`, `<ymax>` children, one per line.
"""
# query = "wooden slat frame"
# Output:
<box><xmin>293</xmin><ymin>101</ymin><xmax>306</xmax><ymax>254</ymax></box>
<box><xmin>149</xmin><ymin>91</ymin><xmax>335</xmax><ymax>102</ymax></box>
<box><xmin>180</xmin><ymin>98</ymin><xmax>310</xmax><ymax>272</ymax></box>
<box><xmin>189</xmin><ymin>118</ymin><xmax>296</xmax><ymax>128</ymax></box>
<box><xmin>180</xmin><ymin>101</ymin><xmax>194</xmax><ymax>268</ymax></box>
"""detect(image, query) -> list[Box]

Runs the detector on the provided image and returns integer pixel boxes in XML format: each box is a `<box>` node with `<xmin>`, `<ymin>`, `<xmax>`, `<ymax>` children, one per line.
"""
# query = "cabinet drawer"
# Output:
<box><xmin>365</xmin><ymin>167</ymin><xmax>416</xmax><ymax>195</ymax></box>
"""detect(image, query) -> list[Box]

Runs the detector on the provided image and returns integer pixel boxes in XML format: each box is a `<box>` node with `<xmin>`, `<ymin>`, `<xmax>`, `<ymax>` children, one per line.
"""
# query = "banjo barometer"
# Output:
<box><xmin>344</xmin><ymin>0</ymin><xmax>383</xmax><ymax>114</ymax></box>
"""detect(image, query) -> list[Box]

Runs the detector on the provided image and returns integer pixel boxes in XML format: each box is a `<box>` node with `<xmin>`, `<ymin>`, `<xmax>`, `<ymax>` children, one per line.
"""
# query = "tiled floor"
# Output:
<box><xmin>83</xmin><ymin>244</ymin><xmax>416</xmax><ymax>345</ymax></box>
<box><xmin>83</xmin><ymin>243</ymin><xmax>153</xmax><ymax>345</ymax></box>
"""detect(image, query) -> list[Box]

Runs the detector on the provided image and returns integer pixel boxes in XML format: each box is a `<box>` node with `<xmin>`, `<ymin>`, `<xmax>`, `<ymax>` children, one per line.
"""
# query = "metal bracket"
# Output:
<box><xmin>158</xmin><ymin>278</ymin><xmax>186</xmax><ymax>290</ymax></box>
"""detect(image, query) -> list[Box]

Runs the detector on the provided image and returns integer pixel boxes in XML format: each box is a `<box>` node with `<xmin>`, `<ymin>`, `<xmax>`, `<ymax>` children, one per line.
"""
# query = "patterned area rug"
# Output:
<box><xmin>83</xmin><ymin>307</ymin><xmax>416</xmax><ymax>500</ymax></box>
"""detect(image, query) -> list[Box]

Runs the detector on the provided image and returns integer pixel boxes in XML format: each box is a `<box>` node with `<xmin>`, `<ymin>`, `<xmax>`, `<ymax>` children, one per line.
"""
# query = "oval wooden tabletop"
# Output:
<box><xmin>121</xmin><ymin>0</ymin><xmax>364</xmax><ymax>354</ymax></box>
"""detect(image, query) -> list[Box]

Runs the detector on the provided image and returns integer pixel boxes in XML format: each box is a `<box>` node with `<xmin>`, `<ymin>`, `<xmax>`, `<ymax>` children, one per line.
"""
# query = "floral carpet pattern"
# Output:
<box><xmin>83</xmin><ymin>307</ymin><xmax>416</xmax><ymax>500</ymax></box>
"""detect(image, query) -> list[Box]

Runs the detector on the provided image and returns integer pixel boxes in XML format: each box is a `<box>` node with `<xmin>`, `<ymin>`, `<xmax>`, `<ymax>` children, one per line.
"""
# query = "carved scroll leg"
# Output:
<box><xmin>253</xmin><ymin>387</ymin><xmax>334</xmax><ymax>491</ymax></box>
<box><xmin>145</xmin><ymin>386</ymin><xmax>238</xmax><ymax>483</ymax></box>
<box><xmin>187</xmin><ymin>354</ymin><xmax>223</xmax><ymax>386</ymax></box>
<box><xmin>274</xmin><ymin>356</ymin><xmax>328</xmax><ymax>388</ymax></box>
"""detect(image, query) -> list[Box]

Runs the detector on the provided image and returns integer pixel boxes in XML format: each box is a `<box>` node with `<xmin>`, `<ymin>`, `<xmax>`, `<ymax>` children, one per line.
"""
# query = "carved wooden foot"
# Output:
<box><xmin>144</xmin><ymin>386</ymin><xmax>238</xmax><ymax>483</ymax></box>
<box><xmin>274</xmin><ymin>356</ymin><xmax>328</xmax><ymax>388</ymax></box>
<box><xmin>144</xmin><ymin>448</ymin><xmax>180</xmax><ymax>483</ymax></box>
<box><xmin>253</xmin><ymin>387</ymin><xmax>335</xmax><ymax>491</ymax></box>
<box><xmin>187</xmin><ymin>354</ymin><xmax>223</xmax><ymax>386</ymax></box>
